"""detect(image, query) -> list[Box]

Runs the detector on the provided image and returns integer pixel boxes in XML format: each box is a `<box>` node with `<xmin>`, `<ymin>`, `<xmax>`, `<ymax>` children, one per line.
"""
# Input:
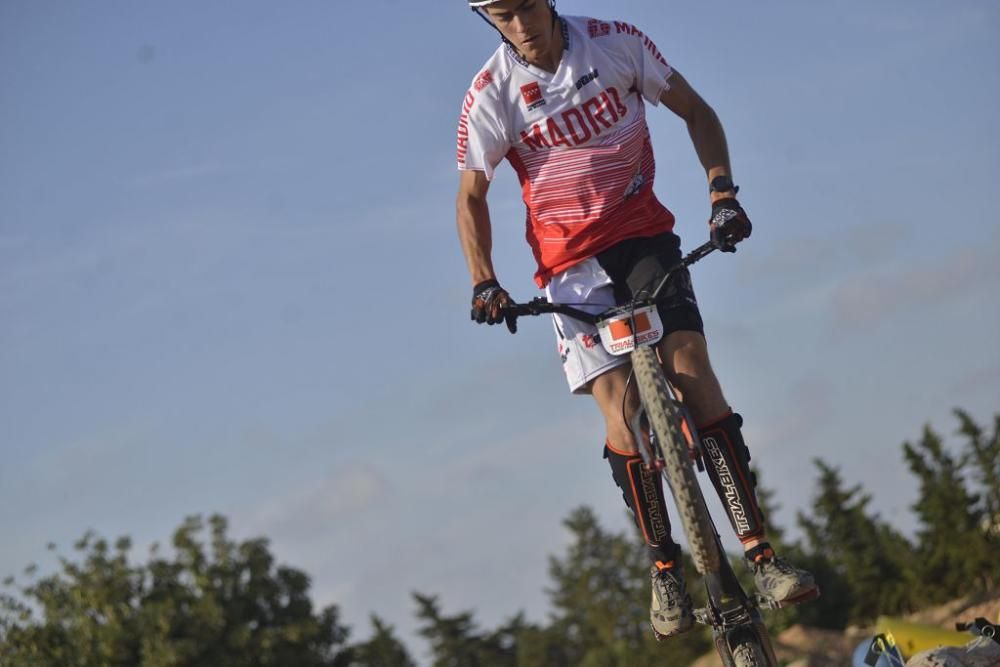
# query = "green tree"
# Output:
<box><xmin>545</xmin><ymin>506</ymin><xmax>710</xmax><ymax>667</ymax></box>
<box><xmin>955</xmin><ymin>409</ymin><xmax>1000</xmax><ymax>533</ymax></box>
<box><xmin>0</xmin><ymin>515</ymin><xmax>353</xmax><ymax>667</ymax></box>
<box><xmin>506</xmin><ymin>620</ymin><xmax>572</xmax><ymax>667</ymax></box>
<box><xmin>903</xmin><ymin>420</ymin><xmax>999</xmax><ymax>596</ymax></box>
<box><xmin>413</xmin><ymin>507</ymin><xmax>712</xmax><ymax>667</ymax></box>
<box><xmin>797</xmin><ymin>460</ymin><xmax>916</xmax><ymax>626</ymax></box>
<box><xmin>413</xmin><ymin>593</ymin><xmax>519</xmax><ymax>667</ymax></box>
<box><xmin>747</xmin><ymin>468</ymin><xmax>847</xmax><ymax>632</ymax></box>
<box><xmin>349</xmin><ymin>615</ymin><xmax>415</xmax><ymax>667</ymax></box>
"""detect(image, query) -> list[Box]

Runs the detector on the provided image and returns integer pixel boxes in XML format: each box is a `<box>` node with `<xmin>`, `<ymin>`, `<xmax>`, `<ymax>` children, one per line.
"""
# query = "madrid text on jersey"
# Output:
<box><xmin>519</xmin><ymin>86</ymin><xmax>629</xmax><ymax>151</ymax></box>
<box><xmin>456</xmin><ymin>90</ymin><xmax>476</xmax><ymax>166</ymax></box>
<box><xmin>610</xmin><ymin>21</ymin><xmax>669</xmax><ymax>68</ymax></box>
<box><xmin>456</xmin><ymin>68</ymin><xmax>497</xmax><ymax>166</ymax></box>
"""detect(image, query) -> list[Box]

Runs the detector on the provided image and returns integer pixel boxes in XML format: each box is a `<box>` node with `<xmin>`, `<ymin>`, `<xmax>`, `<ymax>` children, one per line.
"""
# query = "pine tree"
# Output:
<box><xmin>750</xmin><ymin>468</ymin><xmax>838</xmax><ymax>632</ymax></box>
<box><xmin>545</xmin><ymin>506</ymin><xmax>710</xmax><ymax>667</ymax></box>
<box><xmin>903</xmin><ymin>421</ymin><xmax>998</xmax><ymax>597</ymax></box>
<box><xmin>349</xmin><ymin>615</ymin><xmax>415</xmax><ymax>667</ymax></box>
<box><xmin>413</xmin><ymin>593</ymin><xmax>518</xmax><ymax>667</ymax></box>
<box><xmin>797</xmin><ymin>460</ymin><xmax>916</xmax><ymax>625</ymax></box>
<box><xmin>955</xmin><ymin>409</ymin><xmax>1000</xmax><ymax>536</ymax></box>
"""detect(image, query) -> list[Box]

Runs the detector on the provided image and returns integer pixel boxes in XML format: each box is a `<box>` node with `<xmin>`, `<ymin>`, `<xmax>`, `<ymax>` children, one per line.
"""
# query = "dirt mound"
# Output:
<box><xmin>904</xmin><ymin>591</ymin><xmax>1000</xmax><ymax>628</ymax></box>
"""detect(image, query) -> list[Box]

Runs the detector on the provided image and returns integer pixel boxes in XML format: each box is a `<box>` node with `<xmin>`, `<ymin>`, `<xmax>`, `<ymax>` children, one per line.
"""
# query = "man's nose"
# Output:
<box><xmin>510</xmin><ymin>14</ymin><xmax>528</xmax><ymax>34</ymax></box>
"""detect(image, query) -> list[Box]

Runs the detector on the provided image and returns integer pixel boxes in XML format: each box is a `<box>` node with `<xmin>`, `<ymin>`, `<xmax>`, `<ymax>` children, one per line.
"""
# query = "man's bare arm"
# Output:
<box><xmin>456</xmin><ymin>169</ymin><xmax>499</xmax><ymax>285</ymax></box>
<box><xmin>659</xmin><ymin>70</ymin><xmax>738</xmax><ymax>202</ymax></box>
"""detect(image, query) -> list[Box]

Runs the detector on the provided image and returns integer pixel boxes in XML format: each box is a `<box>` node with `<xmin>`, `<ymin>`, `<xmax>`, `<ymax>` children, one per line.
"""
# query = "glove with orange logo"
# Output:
<box><xmin>471</xmin><ymin>279</ymin><xmax>512</xmax><ymax>326</ymax></box>
<box><xmin>709</xmin><ymin>198</ymin><xmax>752</xmax><ymax>252</ymax></box>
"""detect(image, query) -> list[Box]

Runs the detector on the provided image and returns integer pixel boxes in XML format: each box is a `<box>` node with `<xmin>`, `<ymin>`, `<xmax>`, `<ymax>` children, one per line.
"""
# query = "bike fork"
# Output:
<box><xmin>698</xmin><ymin>537</ymin><xmax>780</xmax><ymax>667</ymax></box>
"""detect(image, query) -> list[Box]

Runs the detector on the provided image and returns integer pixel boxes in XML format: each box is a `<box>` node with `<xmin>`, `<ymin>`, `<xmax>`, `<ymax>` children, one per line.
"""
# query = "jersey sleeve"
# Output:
<box><xmin>614</xmin><ymin>22</ymin><xmax>674</xmax><ymax>106</ymax></box>
<box><xmin>456</xmin><ymin>80</ymin><xmax>510</xmax><ymax>181</ymax></box>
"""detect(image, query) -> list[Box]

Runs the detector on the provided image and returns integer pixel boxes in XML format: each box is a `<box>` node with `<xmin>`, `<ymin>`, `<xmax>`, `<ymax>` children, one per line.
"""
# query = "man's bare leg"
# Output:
<box><xmin>591</xmin><ymin>365</ymin><xmax>642</xmax><ymax>453</ymax></box>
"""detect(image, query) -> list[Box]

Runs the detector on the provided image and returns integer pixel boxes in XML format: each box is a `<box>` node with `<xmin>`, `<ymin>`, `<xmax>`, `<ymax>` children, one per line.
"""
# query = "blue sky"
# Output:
<box><xmin>2</xmin><ymin>0</ymin><xmax>998</xmax><ymax>660</ymax></box>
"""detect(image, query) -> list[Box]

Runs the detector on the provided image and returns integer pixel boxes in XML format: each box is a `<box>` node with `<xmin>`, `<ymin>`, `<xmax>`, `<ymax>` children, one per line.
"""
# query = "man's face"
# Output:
<box><xmin>484</xmin><ymin>0</ymin><xmax>554</xmax><ymax>63</ymax></box>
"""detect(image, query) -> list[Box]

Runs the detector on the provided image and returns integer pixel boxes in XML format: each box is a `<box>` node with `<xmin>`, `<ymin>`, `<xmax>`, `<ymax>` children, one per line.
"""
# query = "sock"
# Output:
<box><xmin>744</xmin><ymin>542</ymin><xmax>775</xmax><ymax>564</ymax></box>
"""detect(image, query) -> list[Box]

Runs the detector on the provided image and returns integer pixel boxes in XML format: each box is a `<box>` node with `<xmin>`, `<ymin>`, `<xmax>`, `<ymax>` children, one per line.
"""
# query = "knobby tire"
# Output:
<box><xmin>731</xmin><ymin>638</ymin><xmax>769</xmax><ymax>667</ymax></box>
<box><xmin>630</xmin><ymin>346</ymin><xmax>721</xmax><ymax>575</ymax></box>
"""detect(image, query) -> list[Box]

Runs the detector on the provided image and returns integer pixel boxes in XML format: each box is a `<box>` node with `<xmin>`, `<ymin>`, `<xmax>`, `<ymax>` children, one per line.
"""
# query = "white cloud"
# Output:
<box><xmin>951</xmin><ymin>362</ymin><xmax>1000</xmax><ymax>398</ymax></box>
<box><xmin>743</xmin><ymin>374</ymin><xmax>834</xmax><ymax>452</ymax></box>
<box><xmin>830</xmin><ymin>246</ymin><xmax>998</xmax><ymax>328</ymax></box>
<box><xmin>251</xmin><ymin>465</ymin><xmax>386</xmax><ymax>541</ymax></box>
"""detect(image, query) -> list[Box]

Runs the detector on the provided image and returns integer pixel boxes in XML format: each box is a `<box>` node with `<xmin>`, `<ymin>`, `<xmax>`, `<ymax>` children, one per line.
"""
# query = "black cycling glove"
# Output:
<box><xmin>709</xmin><ymin>197</ymin><xmax>752</xmax><ymax>252</ymax></box>
<box><xmin>471</xmin><ymin>279</ymin><xmax>512</xmax><ymax>326</ymax></box>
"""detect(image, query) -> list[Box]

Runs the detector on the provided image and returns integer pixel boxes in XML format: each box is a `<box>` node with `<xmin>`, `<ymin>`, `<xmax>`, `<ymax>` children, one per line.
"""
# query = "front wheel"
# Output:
<box><xmin>730</xmin><ymin>638</ymin><xmax>768</xmax><ymax>667</ymax></box>
<box><xmin>630</xmin><ymin>345</ymin><xmax>721</xmax><ymax>575</ymax></box>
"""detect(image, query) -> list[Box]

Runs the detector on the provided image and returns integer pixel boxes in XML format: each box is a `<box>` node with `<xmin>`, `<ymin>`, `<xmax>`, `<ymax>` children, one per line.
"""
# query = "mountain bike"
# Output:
<box><xmin>503</xmin><ymin>241</ymin><xmax>815</xmax><ymax>667</ymax></box>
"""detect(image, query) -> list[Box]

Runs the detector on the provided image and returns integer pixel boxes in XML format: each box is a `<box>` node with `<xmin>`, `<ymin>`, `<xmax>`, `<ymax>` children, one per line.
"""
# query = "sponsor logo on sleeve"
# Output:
<box><xmin>587</xmin><ymin>19</ymin><xmax>611</xmax><ymax>38</ymax></box>
<box><xmin>474</xmin><ymin>69</ymin><xmax>494</xmax><ymax>92</ymax></box>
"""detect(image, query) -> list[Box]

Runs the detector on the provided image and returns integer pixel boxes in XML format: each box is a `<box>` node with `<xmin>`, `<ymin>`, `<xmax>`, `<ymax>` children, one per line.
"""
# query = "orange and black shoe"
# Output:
<box><xmin>649</xmin><ymin>560</ymin><xmax>694</xmax><ymax>639</ymax></box>
<box><xmin>746</xmin><ymin>544</ymin><xmax>820</xmax><ymax>607</ymax></box>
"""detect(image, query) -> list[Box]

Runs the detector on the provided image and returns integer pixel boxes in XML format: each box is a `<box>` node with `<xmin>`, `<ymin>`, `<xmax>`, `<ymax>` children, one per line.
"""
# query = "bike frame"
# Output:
<box><xmin>504</xmin><ymin>241</ymin><xmax>781</xmax><ymax>666</ymax></box>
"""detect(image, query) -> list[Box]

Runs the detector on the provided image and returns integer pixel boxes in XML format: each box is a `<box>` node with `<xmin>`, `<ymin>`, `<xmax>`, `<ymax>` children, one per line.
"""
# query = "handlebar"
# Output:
<box><xmin>502</xmin><ymin>299</ymin><xmax>600</xmax><ymax>327</ymax></box>
<box><xmin>502</xmin><ymin>240</ymin><xmax>719</xmax><ymax>333</ymax></box>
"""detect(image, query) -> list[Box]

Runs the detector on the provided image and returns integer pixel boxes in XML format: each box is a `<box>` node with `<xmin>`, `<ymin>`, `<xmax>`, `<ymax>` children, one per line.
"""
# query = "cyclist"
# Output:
<box><xmin>456</xmin><ymin>0</ymin><xmax>818</xmax><ymax>638</ymax></box>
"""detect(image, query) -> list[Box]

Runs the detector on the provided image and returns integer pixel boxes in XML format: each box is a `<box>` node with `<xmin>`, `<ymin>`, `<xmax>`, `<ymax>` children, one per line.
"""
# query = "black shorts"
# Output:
<box><xmin>594</xmin><ymin>232</ymin><xmax>705</xmax><ymax>336</ymax></box>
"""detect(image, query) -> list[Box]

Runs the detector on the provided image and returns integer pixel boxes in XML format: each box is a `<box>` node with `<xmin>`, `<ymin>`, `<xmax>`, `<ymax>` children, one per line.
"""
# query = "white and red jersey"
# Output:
<box><xmin>457</xmin><ymin>15</ymin><xmax>678</xmax><ymax>287</ymax></box>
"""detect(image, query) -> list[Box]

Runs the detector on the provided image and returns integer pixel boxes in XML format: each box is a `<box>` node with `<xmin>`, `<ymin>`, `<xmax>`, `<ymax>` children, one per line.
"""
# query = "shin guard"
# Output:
<box><xmin>699</xmin><ymin>411</ymin><xmax>766</xmax><ymax>544</ymax></box>
<box><xmin>604</xmin><ymin>441</ymin><xmax>679</xmax><ymax>566</ymax></box>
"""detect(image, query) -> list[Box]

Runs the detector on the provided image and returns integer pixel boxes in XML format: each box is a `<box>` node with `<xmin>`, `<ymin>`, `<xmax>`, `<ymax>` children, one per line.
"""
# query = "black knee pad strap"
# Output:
<box><xmin>699</xmin><ymin>412</ymin><xmax>766</xmax><ymax>543</ymax></box>
<box><xmin>604</xmin><ymin>444</ymin><xmax>679</xmax><ymax>564</ymax></box>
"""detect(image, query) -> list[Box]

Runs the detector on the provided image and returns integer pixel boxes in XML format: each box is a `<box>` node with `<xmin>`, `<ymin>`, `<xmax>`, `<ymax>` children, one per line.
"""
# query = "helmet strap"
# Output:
<box><xmin>472</xmin><ymin>8</ymin><xmax>515</xmax><ymax>48</ymax></box>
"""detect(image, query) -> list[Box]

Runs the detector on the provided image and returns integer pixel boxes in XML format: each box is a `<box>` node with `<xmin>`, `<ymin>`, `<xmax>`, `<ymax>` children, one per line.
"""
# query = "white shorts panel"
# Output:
<box><xmin>546</xmin><ymin>257</ymin><xmax>629</xmax><ymax>394</ymax></box>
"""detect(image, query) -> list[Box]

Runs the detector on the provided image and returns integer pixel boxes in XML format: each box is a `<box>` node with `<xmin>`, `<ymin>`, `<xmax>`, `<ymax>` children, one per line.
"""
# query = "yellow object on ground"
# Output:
<box><xmin>875</xmin><ymin>616</ymin><xmax>972</xmax><ymax>658</ymax></box>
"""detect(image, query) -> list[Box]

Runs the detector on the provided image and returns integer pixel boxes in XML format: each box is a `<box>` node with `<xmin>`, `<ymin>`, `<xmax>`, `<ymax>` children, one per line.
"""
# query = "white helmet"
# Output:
<box><xmin>469</xmin><ymin>0</ymin><xmax>555</xmax><ymax>7</ymax></box>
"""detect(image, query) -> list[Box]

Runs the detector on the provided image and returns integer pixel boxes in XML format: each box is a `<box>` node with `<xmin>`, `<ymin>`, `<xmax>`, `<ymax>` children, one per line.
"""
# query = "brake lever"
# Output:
<box><xmin>956</xmin><ymin>618</ymin><xmax>999</xmax><ymax>644</ymax></box>
<box><xmin>505</xmin><ymin>309</ymin><xmax>518</xmax><ymax>334</ymax></box>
